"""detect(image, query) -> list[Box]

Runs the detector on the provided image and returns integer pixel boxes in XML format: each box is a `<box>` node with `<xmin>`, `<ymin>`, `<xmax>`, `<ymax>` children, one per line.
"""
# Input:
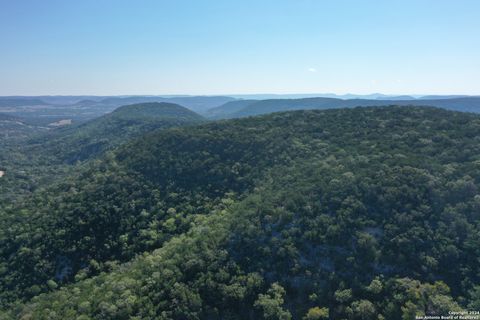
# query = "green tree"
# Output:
<box><xmin>304</xmin><ymin>306</ymin><xmax>329</xmax><ymax>320</ymax></box>
<box><xmin>351</xmin><ymin>300</ymin><xmax>376</xmax><ymax>320</ymax></box>
<box><xmin>254</xmin><ymin>283</ymin><xmax>292</xmax><ymax>320</ymax></box>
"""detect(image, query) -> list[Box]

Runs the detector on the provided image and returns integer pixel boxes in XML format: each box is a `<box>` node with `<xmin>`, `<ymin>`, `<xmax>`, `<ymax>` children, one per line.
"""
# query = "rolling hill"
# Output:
<box><xmin>209</xmin><ymin>96</ymin><xmax>480</xmax><ymax>119</ymax></box>
<box><xmin>1</xmin><ymin>106</ymin><xmax>480</xmax><ymax>319</ymax></box>
<box><xmin>0</xmin><ymin>102</ymin><xmax>205</xmax><ymax>204</ymax></box>
<box><xmin>97</xmin><ymin>96</ymin><xmax>236</xmax><ymax>114</ymax></box>
<box><xmin>29</xmin><ymin>102</ymin><xmax>205</xmax><ymax>163</ymax></box>
<box><xmin>204</xmin><ymin>99</ymin><xmax>258</xmax><ymax>119</ymax></box>
<box><xmin>0</xmin><ymin>96</ymin><xmax>235</xmax><ymax>126</ymax></box>
<box><xmin>0</xmin><ymin>97</ymin><xmax>47</xmax><ymax>107</ymax></box>
<box><xmin>0</xmin><ymin>113</ymin><xmax>45</xmax><ymax>143</ymax></box>
<box><xmin>419</xmin><ymin>95</ymin><xmax>472</xmax><ymax>100</ymax></box>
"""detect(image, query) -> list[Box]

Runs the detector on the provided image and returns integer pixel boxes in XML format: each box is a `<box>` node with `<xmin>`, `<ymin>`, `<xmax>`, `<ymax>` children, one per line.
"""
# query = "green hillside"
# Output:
<box><xmin>205</xmin><ymin>99</ymin><xmax>257</xmax><ymax>119</ymax></box>
<box><xmin>0</xmin><ymin>102</ymin><xmax>204</xmax><ymax>204</ymax></box>
<box><xmin>98</xmin><ymin>96</ymin><xmax>236</xmax><ymax>114</ymax></box>
<box><xmin>0</xmin><ymin>96</ymin><xmax>235</xmax><ymax>125</ymax></box>
<box><xmin>29</xmin><ymin>102</ymin><xmax>205</xmax><ymax>163</ymax></box>
<box><xmin>0</xmin><ymin>114</ymin><xmax>40</xmax><ymax>140</ymax></box>
<box><xmin>209</xmin><ymin>97</ymin><xmax>480</xmax><ymax>119</ymax></box>
<box><xmin>1</xmin><ymin>106</ymin><xmax>480</xmax><ymax>319</ymax></box>
<box><xmin>0</xmin><ymin>114</ymin><xmax>50</xmax><ymax>203</ymax></box>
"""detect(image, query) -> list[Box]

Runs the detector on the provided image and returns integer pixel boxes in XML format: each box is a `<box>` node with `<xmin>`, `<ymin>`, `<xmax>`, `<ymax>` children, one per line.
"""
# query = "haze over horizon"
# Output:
<box><xmin>1</xmin><ymin>0</ymin><xmax>479</xmax><ymax>96</ymax></box>
<box><xmin>1</xmin><ymin>93</ymin><xmax>479</xmax><ymax>100</ymax></box>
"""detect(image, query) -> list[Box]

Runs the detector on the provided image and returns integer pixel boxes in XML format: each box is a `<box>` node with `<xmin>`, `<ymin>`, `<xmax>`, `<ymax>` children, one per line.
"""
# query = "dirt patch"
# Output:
<box><xmin>48</xmin><ymin>119</ymin><xmax>72</xmax><ymax>127</ymax></box>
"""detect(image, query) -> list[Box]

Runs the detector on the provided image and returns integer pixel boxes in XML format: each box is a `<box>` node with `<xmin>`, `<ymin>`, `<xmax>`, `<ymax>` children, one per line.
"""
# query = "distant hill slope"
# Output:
<box><xmin>0</xmin><ymin>113</ymin><xmax>42</xmax><ymax>140</ymax></box>
<box><xmin>0</xmin><ymin>98</ymin><xmax>47</xmax><ymax>107</ymax></box>
<box><xmin>98</xmin><ymin>95</ymin><xmax>236</xmax><ymax>114</ymax></box>
<box><xmin>0</xmin><ymin>96</ymin><xmax>236</xmax><ymax>127</ymax></box>
<box><xmin>377</xmin><ymin>95</ymin><xmax>415</xmax><ymax>100</ymax></box>
<box><xmin>0</xmin><ymin>103</ymin><xmax>204</xmax><ymax>201</ymax></box>
<box><xmin>205</xmin><ymin>99</ymin><xmax>258</xmax><ymax>119</ymax></box>
<box><xmin>30</xmin><ymin>102</ymin><xmax>205</xmax><ymax>163</ymax></box>
<box><xmin>2</xmin><ymin>106</ymin><xmax>480</xmax><ymax>318</ymax></box>
<box><xmin>419</xmin><ymin>95</ymin><xmax>471</xmax><ymax>100</ymax></box>
<box><xmin>209</xmin><ymin>96</ymin><xmax>480</xmax><ymax>118</ymax></box>
<box><xmin>104</xmin><ymin>102</ymin><xmax>205</xmax><ymax>120</ymax></box>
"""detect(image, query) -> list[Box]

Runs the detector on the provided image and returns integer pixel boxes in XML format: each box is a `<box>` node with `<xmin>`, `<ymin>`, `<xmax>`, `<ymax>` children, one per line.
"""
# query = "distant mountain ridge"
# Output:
<box><xmin>418</xmin><ymin>95</ymin><xmax>473</xmax><ymax>100</ymax></box>
<box><xmin>0</xmin><ymin>95</ymin><xmax>236</xmax><ymax>108</ymax></box>
<box><xmin>376</xmin><ymin>95</ymin><xmax>415</xmax><ymax>100</ymax></box>
<box><xmin>0</xmin><ymin>96</ymin><xmax>235</xmax><ymax>125</ymax></box>
<box><xmin>209</xmin><ymin>96</ymin><xmax>480</xmax><ymax>119</ymax></box>
<box><xmin>83</xmin><ymin>96</ymin><xmax>236</xmax><ymax>114</ymax></box>
<box><xmin>204</xmin><ymin>99</ymin><xmax>258</xmax><ymax>118</ymax></box>
<box><xmin>3</xmin><ymin>95</ymin><xmax>480</xmax><ymax>122</ymax></box>
<box><xmin>0</xmin><ymin>98</ymin><xmax>47</xmax><ymax>107</ymax></box>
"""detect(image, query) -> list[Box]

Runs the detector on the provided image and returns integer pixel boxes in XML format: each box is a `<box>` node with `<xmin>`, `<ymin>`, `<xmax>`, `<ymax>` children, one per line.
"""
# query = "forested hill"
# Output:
<box><xmin>209</xmin><ymin>96</ymin><xmax>480</xmax><ymax>119</ymax></box>
<box><xmin>204</xmin><ymin>99</ymin><xmax>257</xmax><ymax>118</ymax></box>
<box><xmin>0</xmin><ymin>98</ymin><xmax>47</xmax><ymax>107</ymax></box>
<box><xmin>29</xmin><ymin>102</ymin><xmax>205</xmax><ymax>163</ymax></box>
<box><xmin>2</xmin><ymin>106</ymin><xmax>480</xmax><ymax>319</ymax></box>
<box><xmin>97</xmin><ymin>95</ymin><xmax>235</xmax><ymax>114</ymax></box>
<box><xmin>100</xmin><ymin>101</ymin><xmax>205</xmax><ymax>121</ymax></box>
<box><xmin>0</xmin><ymin>113</ymin><xmax>40</xmax><ymax>140</ymax></box>
<box><xmin>0</xmin><ymin>102</ymin><xmax>204</xmax><ymax>205</ymax></box>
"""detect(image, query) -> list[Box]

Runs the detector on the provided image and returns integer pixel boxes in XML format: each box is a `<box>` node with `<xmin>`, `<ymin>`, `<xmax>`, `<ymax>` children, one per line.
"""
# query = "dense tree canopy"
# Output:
<box><xmin>0</xmin><ymin>102</ymin><xmax>204</xmax><ymax>202</ymax></box>
<box><xmin>1</xmin><ymin>106</ymin><xmax>480</xmax><ymax>319</ymax></box>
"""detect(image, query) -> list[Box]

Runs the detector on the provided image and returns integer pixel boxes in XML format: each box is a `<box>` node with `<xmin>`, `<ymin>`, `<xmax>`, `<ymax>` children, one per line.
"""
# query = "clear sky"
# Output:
<box><xmin>1</xmin><ymin>0</ymin><xmax>479</xmax><ymax>96</ymax></box>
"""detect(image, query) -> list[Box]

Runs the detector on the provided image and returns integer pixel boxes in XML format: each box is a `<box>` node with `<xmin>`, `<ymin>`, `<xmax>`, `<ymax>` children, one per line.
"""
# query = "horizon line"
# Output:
<box><xmin>0</xmin><ymin>92</ymin><xmax>479</xmax><ymax>98</ymax></box>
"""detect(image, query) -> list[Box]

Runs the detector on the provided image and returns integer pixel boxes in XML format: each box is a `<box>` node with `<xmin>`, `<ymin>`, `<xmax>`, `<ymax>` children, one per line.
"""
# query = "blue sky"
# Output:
<box><xmin>1</xmin><ymin>0</ymin><xmax>479</xmax><ymax>95</ymax></box>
